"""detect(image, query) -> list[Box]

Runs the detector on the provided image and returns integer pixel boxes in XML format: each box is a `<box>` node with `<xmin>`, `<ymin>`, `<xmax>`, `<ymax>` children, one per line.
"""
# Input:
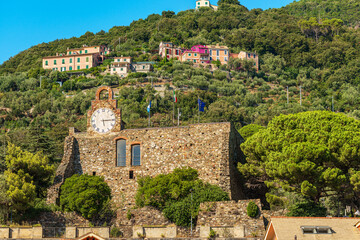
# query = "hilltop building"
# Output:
<box><xmin>47</xmin><ymin>86</ymin><xmax>244</xmax><ymax>210</ymax></box>
<box><xmin>195</xmin><ymin>0</ymin><xmax>218</xmax><ymax>11</ymax></box>
<box><xmin>42</xmin><ymin>45</ymin><xmax>110</xmax><ymax>72</ymax></box>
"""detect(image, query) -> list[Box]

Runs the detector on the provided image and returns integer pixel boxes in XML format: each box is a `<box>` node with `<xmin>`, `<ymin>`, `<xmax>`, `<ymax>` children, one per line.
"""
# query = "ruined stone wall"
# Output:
<box><xmin>48</xmin><ymin>122</ymin><xmax>244</xmax><ymax>208</ymax></box>
<box><xmin>47</xmin><ymin>136</ymin><xmax>80</xmax><ymax>204</ymax></box>
<box><xmin>197</xmin><ymin>200</ymin><xmax>265</xmax><ymax>238</ymax></box>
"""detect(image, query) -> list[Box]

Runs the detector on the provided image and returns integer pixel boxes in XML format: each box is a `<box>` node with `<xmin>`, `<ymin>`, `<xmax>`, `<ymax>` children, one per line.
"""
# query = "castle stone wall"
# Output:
<box><xmin>197</xmin><ymin>200</ymin><xmax>265</xmax><ymax>238</ymax></box>
<box><xmin>48</xmin><ymin>122</ymin><xmax>244</xmax><ymax>208</ymax></box>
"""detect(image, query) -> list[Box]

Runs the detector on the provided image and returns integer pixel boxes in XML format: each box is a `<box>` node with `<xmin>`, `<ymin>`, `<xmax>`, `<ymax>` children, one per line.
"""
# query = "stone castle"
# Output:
<box><xmin>47</xmin><ymin>86</ymin><xmax>245</xmax><ymax>208</ymax></box>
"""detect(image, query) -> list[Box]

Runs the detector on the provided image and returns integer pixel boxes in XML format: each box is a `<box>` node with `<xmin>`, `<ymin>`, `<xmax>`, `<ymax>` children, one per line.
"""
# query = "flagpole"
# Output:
<box><xmin>198</xmin><ymin>98</ymin><xmax>200</xmax><ymax>123</ymax></box>
<box><xmin>173</xmin><ymin>101</ymin><xmax>175</xmax><ymax>126</ymax></box>
<box><xmin>148</xmin><ymin>100</ymin><xmax>151</xmax><ymax>127</ymax></box>
<box><xmin>178</xmin><ymin>108</ymin><xmax>180</xmax><ymax>126</ymax></box>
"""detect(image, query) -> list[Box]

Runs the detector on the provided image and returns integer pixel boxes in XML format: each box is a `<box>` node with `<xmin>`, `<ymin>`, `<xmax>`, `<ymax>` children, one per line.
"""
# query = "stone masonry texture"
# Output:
<box><xmin>47</xmin><ymin>86</ymin><xmax>245</xmax><ymax>217</ymax></box>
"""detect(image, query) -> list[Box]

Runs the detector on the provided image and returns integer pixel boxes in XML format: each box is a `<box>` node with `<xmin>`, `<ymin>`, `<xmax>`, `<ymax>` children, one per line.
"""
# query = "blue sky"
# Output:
<box><xmin>0</xmin><ymin>0</ymin><xmax>295</xmax><ymax>65</ymax></box>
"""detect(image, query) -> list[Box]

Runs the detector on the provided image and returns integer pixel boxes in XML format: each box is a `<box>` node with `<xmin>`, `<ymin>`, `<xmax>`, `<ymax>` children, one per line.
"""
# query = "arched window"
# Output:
<box><xmin>116</xmin><ymin>139</ymin><xmax>126</xmax><ymax>167</ymax></box>
<box><xmin>131</xmin><ymin>144</ymin><xmax>141</xmax><ymax>166</ymax></box>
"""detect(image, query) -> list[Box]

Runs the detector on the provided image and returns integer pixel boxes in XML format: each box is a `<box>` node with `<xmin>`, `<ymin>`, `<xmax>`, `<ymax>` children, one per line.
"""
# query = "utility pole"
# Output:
<box><xmin>190</xmin><ymin>189</ymin><xmax>193</xmax><ymax>237</ymax></box>
<box><xmin>40</xmin><ymin>76</ymin><xmax>44</xmax><ymax>88</ymax></box>
<box><xmin>287</xmin><ymin>86</ymin><xmax>289</xmax><ymax>105</ymax></box>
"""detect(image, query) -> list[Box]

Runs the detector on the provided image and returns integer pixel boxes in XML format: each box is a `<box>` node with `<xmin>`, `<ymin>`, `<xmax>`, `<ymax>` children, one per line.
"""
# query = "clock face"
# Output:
<box><xmin>91</xmin><ymin>108</ymin><xmax>116</xmax><ymax>134</ymax></box>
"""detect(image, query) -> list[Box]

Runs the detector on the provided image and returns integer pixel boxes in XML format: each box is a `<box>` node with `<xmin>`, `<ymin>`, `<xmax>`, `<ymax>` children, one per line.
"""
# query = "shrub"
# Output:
<box><xmin>127</xmin><ymin>209</ymin><xmax>132</xmax><ymax>220</ymax></box>
<box><xmin>110</xmin><ymin>227</ymin><xmax>123</xmax><ymax>238</ymax></box>
<box><xmin>209</xmin><ymin>229</ymin><xmax>216</xmax><ymax>239</ymax></box>
<box><xmin>60</xmin><ymin>174</ymin><xmax>112</xmax><ymax>220</ymax></box>
<box><xmin>287</xmin><ymin>200</ymin><xmax>327</xmax><ymax>217</ymax></box>
<box><xmin>247</xmin><ymin>201</ymin><xmax>259</xmax><ymax>218</ymax></box>
<box><xmin>136</xmin><ymin>168</ymin><xmax>229</xmax><ymax>226</ymax></box>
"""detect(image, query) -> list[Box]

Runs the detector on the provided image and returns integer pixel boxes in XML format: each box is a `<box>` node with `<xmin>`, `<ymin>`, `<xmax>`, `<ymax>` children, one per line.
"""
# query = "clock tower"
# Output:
<box><xmin>87</xmin><ymin>86</ymin><xmax>122</xmax><ymax>134</ymax></box>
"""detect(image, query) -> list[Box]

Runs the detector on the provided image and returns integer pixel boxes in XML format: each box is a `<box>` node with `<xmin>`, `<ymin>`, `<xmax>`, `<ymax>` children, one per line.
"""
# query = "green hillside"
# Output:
<box><xmin>284</xmin><ymin>0</ymin><xmax>360</xmax><ymax>26</ymax></box>
<box><xmin>1</xmin><ymin>0</ymin><xmax>360</xmax><ymax>223</ymax></box>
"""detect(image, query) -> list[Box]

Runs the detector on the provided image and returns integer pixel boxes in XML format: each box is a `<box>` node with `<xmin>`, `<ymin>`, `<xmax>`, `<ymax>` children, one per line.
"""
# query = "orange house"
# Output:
<box><xmin>42</xmin><ymin>45</ymin><xmax>110</xmax><ymax>72</ymax></box>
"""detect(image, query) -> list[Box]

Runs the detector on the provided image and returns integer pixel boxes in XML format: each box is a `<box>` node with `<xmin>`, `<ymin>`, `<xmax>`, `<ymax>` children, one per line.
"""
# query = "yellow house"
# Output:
<box><xmin>265</xmin><ymin>217</ymin><xmax>360</xmax><ymax>240</ymax></box>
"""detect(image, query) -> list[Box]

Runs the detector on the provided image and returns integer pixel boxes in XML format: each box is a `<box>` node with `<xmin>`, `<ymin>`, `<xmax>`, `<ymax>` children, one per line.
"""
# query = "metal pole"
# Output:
<box><xmin>190</xmin><ymin>189</ymin><xmax>193</xmax><ymax>237</ymax></box>
<box><xmin>287</xmin><ymin>86</ymin><xmax>289</xmax><ymax>104</ymax></box>
<box><xmin>198</xmin><ymin>98</ymin><xmax>200</xmax><ymax>124</ymax></box>
<box><xmin>178</xmin><ymin>108</ymin><xmax>180</xmax><ymax>126</ymax></box>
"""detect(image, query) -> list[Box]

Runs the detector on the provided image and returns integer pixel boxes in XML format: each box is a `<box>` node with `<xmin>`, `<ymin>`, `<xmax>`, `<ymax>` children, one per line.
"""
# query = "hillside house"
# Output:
<box><xmin>181</xmin><ymin>45</ymin><xmax>211</xmax><ymax>64</ymax></box>
<box><xmin>131</xmin><ymin>62</ymin><xmax>154</xmax><ymax>73</ymax></box>
<box><xmin>159</xmin><ymin>42</ymin><xmax>185</xmax><ymax>59</ymax></box>
<box><xmin>231</xmin><ymin>51</ymin><xmax>259</xmax><ymax>71</ymax></box>
<box><xmin>42</xmin><ymin>45</ymin><xmax>110</xmax><ymax>72</ymax></box>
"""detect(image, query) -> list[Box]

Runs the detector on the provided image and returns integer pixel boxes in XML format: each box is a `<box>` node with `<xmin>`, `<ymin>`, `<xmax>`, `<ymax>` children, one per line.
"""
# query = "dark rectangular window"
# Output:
<box><xmin>116</xmin><ymin>139</ymin><xmax>126</xmax><ymax>167</ymax></box>
<box><xmin>45</xmin><ymin>61</ymin><xmax>48</xmax><ymax>66</ymax></box>
<box><xmin>62</xmin><ymin>59</ymin><xmax>65</xmax><ymax>64</ymax></box>
<box><xmin>70</xmin><ymin>58</ymin><xmax>72</xmax><ymax>63</ymax></box>
<box><xmin>85</xmin><ymin>50</ymin><xmax>88</xmax><ymax>53</ymax></box>
<box><xmin>129</xmin><ymin>170</ymin><xmax>134</xmax><ymax>179</ymax></box>
<box><xmin>131</xmin><ymin>145</ymin><xmax>141</xmax><ymax>166</ymax></box>
<box><xmin>77</xmin><ymin>58</ymin><xmax>80</xmax><ymax>63</ymax></box>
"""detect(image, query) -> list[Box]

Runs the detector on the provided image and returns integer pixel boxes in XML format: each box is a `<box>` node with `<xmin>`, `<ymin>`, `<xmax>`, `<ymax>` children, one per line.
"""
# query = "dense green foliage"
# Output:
<box><xmin>238</xmin><ymin>124</ymin><xmax>265</xmax><ymax>140</ymax></box>
<box><xmin>246</xmin><ymin>201</ymin><xmax>259</xmax><ymax>218</ymax></box>
<box><xmin>4</xmin><ymin>144</ymin><xmax>54</xmax><ymax>213</ymax></box>
<box><xmin>0</xmin><ymin>0</ymin><xmax>360</xmax><ymax>221</ymax></box>
<box><xmin>285</xmin><ymin>0</ymin><xmax>360</xmax><ymax>26</ymax></box>
<box><xmin>239</xmin><ymin>111</ymin><xmax>360</xmax><ymax>213</ymax></box>
<box><xmin>60</xmin><ymin>174</ymin><xmax>112</xmax><ymax>220</ymax></box>
<box><xmin>287</xmin><ymin>199</ymin><xmax>327</xmax><ymax>217</ymax></box>
<box><xmin>136</xmin><ymin>168</ymin><xmax>229</xmax><ymax>226</ymax></box>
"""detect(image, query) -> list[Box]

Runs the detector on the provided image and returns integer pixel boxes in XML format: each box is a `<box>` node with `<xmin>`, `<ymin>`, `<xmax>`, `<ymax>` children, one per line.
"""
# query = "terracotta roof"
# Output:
<box><xmin>206</xmin><ymin>45</ymin><xmax>229</xmax><ymax>50</ymax></box>
<box><xmin>266</xmin><ymin>217</ymin><xmax>360</xmax><ymax>240</ymax></box>
<box><xmin>76</xmin><ymin>232</ymin><xmax>106</xmax><ymax>240</ymax></box>
<box><xmin>67</xmin><ymin>45</ymin><xmax>104</xmax><ymax>51</ymax></box>
<box><xmin>42</xmin><ymin>53</ymin><xmax>97</xmax><ymax>59</ymax></box>
<box><xmin>111</xmin><ymin>62</ymin><xmax>130</xmax><ymax>67</ymax></box>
